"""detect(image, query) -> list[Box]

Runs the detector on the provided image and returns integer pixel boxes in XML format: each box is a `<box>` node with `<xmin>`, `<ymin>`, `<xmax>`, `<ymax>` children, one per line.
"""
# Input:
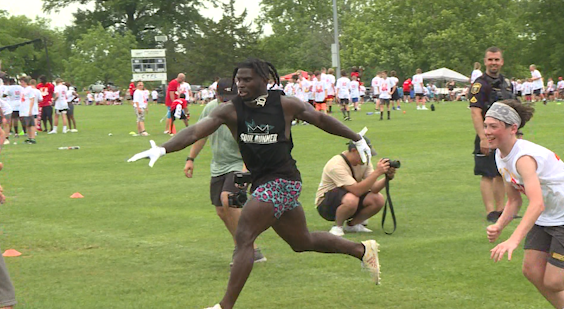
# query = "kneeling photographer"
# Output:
<box><xmin>315</xmin><ymin>137</ymin><xmax>398</xmax><ymax>236</ymax></box>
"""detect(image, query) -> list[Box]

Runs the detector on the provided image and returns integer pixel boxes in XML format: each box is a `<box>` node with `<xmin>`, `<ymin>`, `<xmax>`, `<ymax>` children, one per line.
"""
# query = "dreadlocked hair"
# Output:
<box><xmin>232</xmin><ymin>58</ymin><xmax>280</xmax><ymax>90</ymax></box>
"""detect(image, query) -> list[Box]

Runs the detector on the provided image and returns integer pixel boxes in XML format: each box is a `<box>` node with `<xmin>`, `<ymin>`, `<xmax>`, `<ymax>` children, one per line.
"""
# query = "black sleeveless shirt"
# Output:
<box><xmin>233</xmin><ymin>90</ymin><xmax>301</xmax><ymax>190</ymax></box>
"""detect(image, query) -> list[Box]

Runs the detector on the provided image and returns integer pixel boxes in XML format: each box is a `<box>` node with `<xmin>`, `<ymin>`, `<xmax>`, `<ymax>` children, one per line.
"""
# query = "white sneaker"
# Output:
<box><xmin>48</xmin><ymin>130</ymin><xmax>57</xmax><ymax>134</ymax></box>
<box><xmin>63</xmin><ymin>128</ymin><xmax>68</xmax><ymax>134</ymax></box>
<box><xmin>291</xmin><ymin>120</ymin><xmax>297</xmax><ymax>126</ymax></box>
<box><xmin>329</xmin><ymin>226</ymin><xmax>344</xmax><ymax>236</ymax></box>
<box><xmin>417</xmin><ymin>106</ymin><xmax>421</xmax><ymax>110</ymax></box>
<box><xmin>163</xmin><ymin>130</ymin><xmax>170</xmax><ymax>134</ymax></box>
<box><xmin>361</xmin><ymin>240</ymin><xmax>381</xmax><ymax>285</ymax></box>
<box><xmin>343</xmin><ymin>224</ymin><xmax>373</xmax><ymax>233</ymax></box>
<box><xmin>204</xmin><ymin>305</ymin><xmax>222</xmax><ymax>309</ymax></box>
<box><xmin>421</xmin><ymin>106</ymin><xmax>428</xmax><ymax>110</ymax></box>
<box><xmin>3</xmin><ymin>140</ymin><xmax>9</xmax><ymax>145</ymax></box>
<box><xmin>361</xmin><ymin>219</ymin><xmax>369</xmax><ymax>226</ymax></box>
<box><xmin>70</xmin><ymin>129</ymin><xmax>78</xmax><ymax>133</ymax></box>
<box><xmin>141</xmin><ymin>132</ymin><xmax>150</xmax><ymax>136</ymax></box>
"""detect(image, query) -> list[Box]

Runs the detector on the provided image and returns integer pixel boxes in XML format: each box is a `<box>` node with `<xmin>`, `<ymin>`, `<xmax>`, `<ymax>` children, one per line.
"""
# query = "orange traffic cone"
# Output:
<box><xmin>171</xmin><ymin>124</ymin><xmax>177</xmax><ymax>134</ymax></box>
<box><xmin>70</xmin><ymin>192</ymin><xmax>84</xmax><ymax>198</ymax></box>
<box><xmin>2</xmin><ymin>249</ymin><xmax>21</xmax><ymax>257</ymax></box>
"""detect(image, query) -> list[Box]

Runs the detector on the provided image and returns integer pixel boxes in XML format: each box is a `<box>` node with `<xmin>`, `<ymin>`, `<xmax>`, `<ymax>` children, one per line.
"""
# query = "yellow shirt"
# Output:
<box><xmin>315</xmin><ymin>153</ymin><xmax>374</xmax><ymax>207</ymax></box>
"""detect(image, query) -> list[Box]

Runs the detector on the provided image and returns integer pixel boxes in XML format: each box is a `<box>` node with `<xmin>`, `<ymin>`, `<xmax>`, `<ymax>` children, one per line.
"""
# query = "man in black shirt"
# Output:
<box><xmin>129</xmin><ymin>58</ymin><xmax>382</xmax><ymax>309</ymax></box>
<box><xmin>469</xmin><ymin>47</ymin><xmax>514</xmax><ymax>223</ymax></box>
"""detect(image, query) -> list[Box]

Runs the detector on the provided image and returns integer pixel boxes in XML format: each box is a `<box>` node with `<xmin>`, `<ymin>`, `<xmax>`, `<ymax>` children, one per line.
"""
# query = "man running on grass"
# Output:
<box><xmin>128</xmin><ymin>58</ymin><xmax>381</xmax><ymax>309</ymax></box>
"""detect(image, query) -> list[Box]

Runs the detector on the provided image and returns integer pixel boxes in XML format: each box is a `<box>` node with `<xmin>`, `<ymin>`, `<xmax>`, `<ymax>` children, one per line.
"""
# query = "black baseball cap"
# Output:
<box><xmin>348</xmin><ymin>137</ymin><xmax>377</xmax><ymax>156</ymax></box>
<box><xmin>217</xmin><ymin>78</ymin><xmax>238</xmax><ymax>102</ymax></box>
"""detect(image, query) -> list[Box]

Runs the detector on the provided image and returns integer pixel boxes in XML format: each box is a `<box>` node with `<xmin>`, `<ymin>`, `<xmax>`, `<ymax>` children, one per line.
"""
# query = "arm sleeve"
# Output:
<box><xmin>468</xmin><ymin>81</ymin><xmax>486</xmax><ymax>109</ymax></box>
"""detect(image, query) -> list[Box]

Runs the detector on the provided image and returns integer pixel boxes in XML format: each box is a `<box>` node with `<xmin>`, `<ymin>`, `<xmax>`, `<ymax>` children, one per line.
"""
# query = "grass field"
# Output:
<box><xmin>1</xmin><ymin>100</ymin><xmax>564</xmax><ymax>308</ymax></box>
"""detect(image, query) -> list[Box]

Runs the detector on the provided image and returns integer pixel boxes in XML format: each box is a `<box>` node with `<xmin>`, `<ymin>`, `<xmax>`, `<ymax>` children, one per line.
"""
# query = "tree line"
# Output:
<box><xmin>0</xmin><ymin>0</ymin><xmax>562</xmax><ymax>89</ymax></box>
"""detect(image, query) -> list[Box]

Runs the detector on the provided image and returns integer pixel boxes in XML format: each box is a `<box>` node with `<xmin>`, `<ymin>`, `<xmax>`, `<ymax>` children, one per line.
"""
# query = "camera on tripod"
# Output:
<box><xmin>228</xmin><ymin>172</ymin><xmax>252</xmax><ymax>208</ymax></box>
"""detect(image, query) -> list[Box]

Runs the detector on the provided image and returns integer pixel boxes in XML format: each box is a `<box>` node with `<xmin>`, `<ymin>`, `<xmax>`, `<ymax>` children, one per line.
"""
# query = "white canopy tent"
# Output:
<box><xmin>421</xmin><ymin>68</ymin><xmax>469</xmax><ymax>83</ymax></box>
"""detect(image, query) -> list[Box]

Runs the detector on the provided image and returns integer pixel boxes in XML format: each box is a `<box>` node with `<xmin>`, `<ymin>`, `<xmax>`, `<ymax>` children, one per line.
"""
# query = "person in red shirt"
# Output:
<box><xmin>37</xmin><ymin>75</ymin><xmax>54</xmax><ymax>132</ymax></box>
<box><xmin>169</xmin><ymin>93</ymin><xmax>189</xmax><ymax>135</ymax></box>
<box><xmin>128</xmin><ymin>81</ymin><xmax>135</xmax><ymax>98</ymax></box>
<box><xmin>402</xmin><ymin>77</ymin><xmax>412</xmax><ymax>103</ymax></box>
<box><xmin>164</xmin><ymin>73</ymin><xmax>186</xmax><ymax>133</ymax></box>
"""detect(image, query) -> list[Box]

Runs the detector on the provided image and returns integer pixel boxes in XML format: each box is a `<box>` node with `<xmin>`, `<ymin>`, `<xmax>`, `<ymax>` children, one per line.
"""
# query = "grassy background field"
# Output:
<box><xmin>1</xmin><ymin>100</ymin><xmax>563</xmax><ymax>308</ymax></box>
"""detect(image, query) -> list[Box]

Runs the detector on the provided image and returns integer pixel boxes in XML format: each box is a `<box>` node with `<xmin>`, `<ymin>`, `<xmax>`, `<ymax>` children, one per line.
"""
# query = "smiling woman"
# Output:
<box><xmin>485</xmin><ymin>99</ymin><xmax>564</xmax><ymax>308</ymax></box>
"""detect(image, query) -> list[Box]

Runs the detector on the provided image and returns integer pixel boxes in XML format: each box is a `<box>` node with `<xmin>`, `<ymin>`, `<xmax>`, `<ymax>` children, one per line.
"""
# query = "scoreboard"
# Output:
<box><xmin>131</xmin><ymin>49</ymin><xmax>167</xmax><ymax>82</ymax></box>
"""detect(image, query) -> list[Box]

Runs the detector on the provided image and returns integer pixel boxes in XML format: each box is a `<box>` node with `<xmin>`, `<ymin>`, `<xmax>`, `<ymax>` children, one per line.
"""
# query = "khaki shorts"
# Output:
<box><xmin>525</xmin><ymin>224</ymin><xmax>564</xmax><ymax>268</ymax></box>
<box><xmin>135</xmin><ymin>108</ymin><xmax>145</xmax><ymax>122</ymax></box>
<box><xmin>0</xmin><ymin>249</ymin><xmax>16</xmax><ymax>307</ymax></box>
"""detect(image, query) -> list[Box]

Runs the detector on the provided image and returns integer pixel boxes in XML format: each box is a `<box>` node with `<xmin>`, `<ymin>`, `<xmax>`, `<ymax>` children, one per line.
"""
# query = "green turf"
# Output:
<box><xmin>1</xmin><ymin>100</ymin><xmax>563</xmax><ymax>308</ymax></box>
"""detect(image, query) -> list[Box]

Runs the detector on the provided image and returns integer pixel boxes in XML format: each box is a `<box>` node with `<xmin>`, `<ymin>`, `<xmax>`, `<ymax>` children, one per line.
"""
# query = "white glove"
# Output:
<box><xmin>127</xmin><ymin>140</ymin><xmax>166</xmax><ymax>167</ymax></box>
<box><xmin>353</xmin><ymin>127</ymin><xmax>371</xmax><ymax>164</ymax></box>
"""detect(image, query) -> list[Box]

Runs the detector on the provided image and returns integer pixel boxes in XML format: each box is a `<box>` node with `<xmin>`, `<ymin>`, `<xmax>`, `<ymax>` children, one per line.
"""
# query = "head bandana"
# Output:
<box><xmin>486</xmin><ymin>102</ymin><xmax>521</xmax><ymax>128</ymax></box>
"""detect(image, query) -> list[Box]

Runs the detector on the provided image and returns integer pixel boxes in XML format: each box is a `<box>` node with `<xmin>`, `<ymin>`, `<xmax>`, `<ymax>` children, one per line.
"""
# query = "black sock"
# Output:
<box><xmin>328</xmin><ymin>106</ymin><xmax>332</xmax><ymax>112</ymax></box>
<box><xmin>347</xmin><ymin>111</ymin><xmax>350</xmax><ymax>117</ymax></box>
<box><xmin>342</xmin><ymin>109</ymin><xmax>347</xmax><ymax>117</ymax></box>
<box><xmin>380</xmin><ymin>113</ymin><xmax>383</xmax><ymax>119</ymax></box>
<box><xmin>387</xmin><ymin>111</ymin><xmax>390</xmax><ymax>119</ymax></box>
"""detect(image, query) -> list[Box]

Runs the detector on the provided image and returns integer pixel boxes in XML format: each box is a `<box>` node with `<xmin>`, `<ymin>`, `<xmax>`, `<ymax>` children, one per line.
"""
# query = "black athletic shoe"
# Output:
<box><xmin>486</xmin><ymin>211</ymin><xmax>502</xmax><ymax>223</ymax></box>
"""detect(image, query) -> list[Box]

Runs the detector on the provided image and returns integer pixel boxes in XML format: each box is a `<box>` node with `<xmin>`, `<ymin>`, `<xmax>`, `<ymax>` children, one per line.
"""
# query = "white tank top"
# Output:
<box><xmin>496</xmin><ymin>139</ymin><xmax>564</xmax><ymax>226</ymax></box>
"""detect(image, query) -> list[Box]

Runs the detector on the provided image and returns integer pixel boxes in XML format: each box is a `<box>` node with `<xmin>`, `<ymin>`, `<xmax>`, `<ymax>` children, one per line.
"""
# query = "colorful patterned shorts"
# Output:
<box><xmin>252</xmin><ymin>179</ymin><xmax>302</xmax><ymax>219</ymax></box>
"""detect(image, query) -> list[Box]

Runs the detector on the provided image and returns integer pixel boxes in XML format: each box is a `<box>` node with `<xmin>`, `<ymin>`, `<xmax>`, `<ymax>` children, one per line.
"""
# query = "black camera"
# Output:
<box><xmin>384</xmin><ymin>158</ymin><xmax>401</xmax><ymax>168</ymax></box>
<box><xmin>228</xmin><ymin>172</ymin><xmax>252</xmax><ymax>208</ymax></box>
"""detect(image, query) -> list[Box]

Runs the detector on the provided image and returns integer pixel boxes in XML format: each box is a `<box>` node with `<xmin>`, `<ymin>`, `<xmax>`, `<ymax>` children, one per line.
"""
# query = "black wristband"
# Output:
<box><xmin>186</xmin><ymin>157</ymin><xmax>194</xmax><ymax>162</ymax></box>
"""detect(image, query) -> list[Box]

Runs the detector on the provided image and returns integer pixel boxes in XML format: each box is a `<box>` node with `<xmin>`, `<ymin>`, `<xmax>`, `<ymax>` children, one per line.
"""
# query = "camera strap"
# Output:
<box><xmin>340</xmin><ymin>154</ymin><xmax>356</xmax><ymax>179</ymax></box>
<box><xmin>381</xmin><ymin>175</ymin><xmax>397</xmax><ymax>235</ymax></box>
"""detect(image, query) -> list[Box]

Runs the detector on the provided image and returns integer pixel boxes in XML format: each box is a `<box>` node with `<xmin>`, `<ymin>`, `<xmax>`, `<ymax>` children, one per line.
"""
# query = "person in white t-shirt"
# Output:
<box><xmin>557</xmin><ymin>77</ymin><xmax>564</xmax><ymax>100</ymax></box>
<box><xmin>546</xmin><ymin>78</ymin><xmax>555</xmax><ymax>101</ymax></box>
<box><xmin>485</xmin><ymin>100</ymin><xmax>564</xmax><ymax>308</ymax></box>
<box><xmin>133</xmin><ymin>81</ymin><xmax>149</xmax><ymax>136</ymax></box>
<box><xmin>325</xmin><ymin>68</ymin><xmax>336</xmax><ymax>113</ymax></box>
<box><xmin>529</xmin><ymin>64</ymin><xmax>546</xmax><ymax>104</ymax></box>
<box><xmin>0</xmin><ymin>79</ymin><xmax>13</xmax><ymax>145</ymax></box>
<box><xmin>284</xmin><ymin>79</ymin><xmax>295</xmax><ymax>97</ymax></box>
<box><xmin>50</xmin><ymin>78</ymin><xmax>69</xmax><ymax>134</ymax></box>
<box><xmin>371</xmin><ymin>73</ymin><xmax>382</xmax><ymax>113</ymax></box>
<box><xmin>412</xmin><ymin>68</ymin><xmax>427</xmax><ymax>110</ymax></box>
<box><xmin>312</xmin><ymin>71</ymin><xmax>327</xmax><ymax>114</ymax></box>
<box><xmin>378</xmin><ymin>71</ymin><xmax>394</xmax><ymax>120</ymax></box>
<box><xmin>104</xmin><ymin>89</ymin><xmax>113</xmax><ymax>105</ymax></box>
<box><xmin>86</xmin><ymin>92</ymin><xmax>94</xmax><ymax>105</ymax></box>
<box><xmin>114</xmin><ymin>90</ymin><xmax>121</xmax><ymax>105</ymax></box>
<box><xmin>95</xmin><ymin>92</ymin><xmax>103</xmax><ymax>105</ymax></box>
<box><xmin>18</xmin><ymin>76</ymin><xmax>38</xmax><ymax>144</ymax></box>
<box><xmin>178</xmin><ymin>82</ymin><xmax>192</xmax><ymax>102</ymax></box>
<box><xmin>350</xmin><ymin>75</ymin><xmax>360</xmax><ymax>111</ymax></box>
<box><xmin>389</xmin><ymin>71</ymin><xmax>400</xmax><ymax>110</ymax></box>
<box><xmin>6</xmin><ymin>78</ymin><xmax>24</xmax><ymax>137</ymax></box>
<box><xmin>470</xmin><ymin>62</ymin><xmax>483</xmax><ymax>84</ymax></box>
<box><xmin>151</xmin><ymin>89</ymin><xmax>159</xmax><ymax>102</ymax></box>
<box><xmin>523</xmin><ymin>78</ymin><xmax>533</xmax><ymax>103</ymax></box>
<box><xmin>65</xmin><ymin>83</ymin><xmax>78</xmax><ymax>132</ymax></box>
<box><xmin>335</xmin><ymin>70</ymin><xmax>352</xmax><ymax>120</ymax></box>
<box><xmin>301</xmin><ymin>74</ymin><xmax>312</xmax><ymax>106</ymax></box>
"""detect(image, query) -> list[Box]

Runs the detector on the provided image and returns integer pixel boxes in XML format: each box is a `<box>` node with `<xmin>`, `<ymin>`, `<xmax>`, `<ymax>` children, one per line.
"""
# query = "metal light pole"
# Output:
<box><xmin>332</xmin><ymin>0</ymin><xmax>340</xmax><ymax>75</ymax></box>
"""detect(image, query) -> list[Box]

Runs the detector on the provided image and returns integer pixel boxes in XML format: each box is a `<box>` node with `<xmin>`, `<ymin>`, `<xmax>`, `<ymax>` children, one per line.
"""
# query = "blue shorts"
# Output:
<box><xmin>252</xmin><ymin>179</ymin><xmax>302</xmax><ymax>219</ymax></box>
<box><xmin>351</xmin><ymin>97</ymin><xmax>359</xmax><ymax>103</ymax></box>
<box><xmin>166</xmin><ymin>106</ymin><xmax>171</xmax><ymax>119</ymax></box>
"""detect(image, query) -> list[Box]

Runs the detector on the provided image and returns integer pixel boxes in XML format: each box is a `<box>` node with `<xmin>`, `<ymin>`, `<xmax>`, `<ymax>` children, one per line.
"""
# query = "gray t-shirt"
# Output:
<box><xmin>198</xmin><ymin>99</ymin><xmax>244</xmax><ymax>177</ymax></box>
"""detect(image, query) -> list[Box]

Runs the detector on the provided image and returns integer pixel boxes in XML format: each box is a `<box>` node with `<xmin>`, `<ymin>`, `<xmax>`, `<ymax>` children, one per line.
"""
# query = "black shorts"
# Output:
<box><xmin>525</xmin><ymin>225</ymin><xmax>564</xmax><ymax>268</ymax></box>
<box><xmin>474</xmin><ymin>153</ymin><xmax>501</xmax><ymax>177</ymax></box>
<box><xmin>517</xmin><ymin>91</ymin><xmax>522</xmax><ymax>97</ymax></box>
<box><xmin>372</xmin><ymin>94</ymin><xmax>380</xmax><ymax>99</ymax></box>
<box><xmin>380</xmin><ymin>98</ymin><xmax>390</xmax><ymax>106</ymax></box>
<box><xmin>209</xmin><ymin>172</ymin><xmax>242</xmax><ymax>207</ymax></box>
<box><xmin>20</xmin><ymin>115</ymin><xmax>36</xmax><ymax>127</ymax></box>
<box><xmin>339</xmin><ymin>98</ymin><xmax>349</xmax><ymax>105</ymax></box>
<box><xmin>317</xmin><ymin>187</ymin><xmax>368</xmax><ymax>221</ymax></box>
<box><xmin>10</xmin><ymin>111</ymin><xmax>19</xmax><ymax>119</ymax></box>
<box><xmin>67</xmin><ymin>103</ymin><xmax>74</xmax><ymax>116</ymax></box>
<box><xmin>548</xmin><ymin>91</ymin><xmax>554</xmax><ymax>96</ymax></box>
<box><xmin>391</xmin><ymin>90</ymin><xmax>400</xmax><ymax>101</ymax></box>
<box><xmin>415</xmin><ymin>93</ymin><xmax>424</xmax><ymax>98</ymax></box>
<box><xmin>41</xmin><ymin>106</ymin><xmax>53</xmax><ymax>119</ymax></box>
<box><xmin>533</xmin><ymin>89</ymin><xmax>541</xmax><ymax>95</ymax></box>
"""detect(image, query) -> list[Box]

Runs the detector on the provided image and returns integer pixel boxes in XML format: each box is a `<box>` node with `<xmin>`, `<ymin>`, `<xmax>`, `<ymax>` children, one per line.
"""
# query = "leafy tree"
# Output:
<box><xmin>43</xmin><ymin>0</ymin><xmax>210</xmax><ymax>46</ymax></box>
<box><xmin>63</xmin><ymin>23</ymin><xmax>137</xmax><ymax>88</ymax></box>
<box><xmin>258</xmin><ymin>0</ymin><xmax>334</xmax><ymax>73</ymax></box>
<box><xmin>175</xmin><ymin>0</ymin><xmax>261</xmax><ymax>84</ymax></box>
<box><xmin>0</xmin><ymin>11</ymin><xmax>68</xmax><ymax>79</ymax></box>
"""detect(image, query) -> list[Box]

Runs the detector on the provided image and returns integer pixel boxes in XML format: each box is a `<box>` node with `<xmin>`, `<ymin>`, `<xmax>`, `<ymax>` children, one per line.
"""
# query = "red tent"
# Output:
<box><xmin>280</xmin><ymin>70</ymin><xmax>309</xmax><ymax>81</ymax></box>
